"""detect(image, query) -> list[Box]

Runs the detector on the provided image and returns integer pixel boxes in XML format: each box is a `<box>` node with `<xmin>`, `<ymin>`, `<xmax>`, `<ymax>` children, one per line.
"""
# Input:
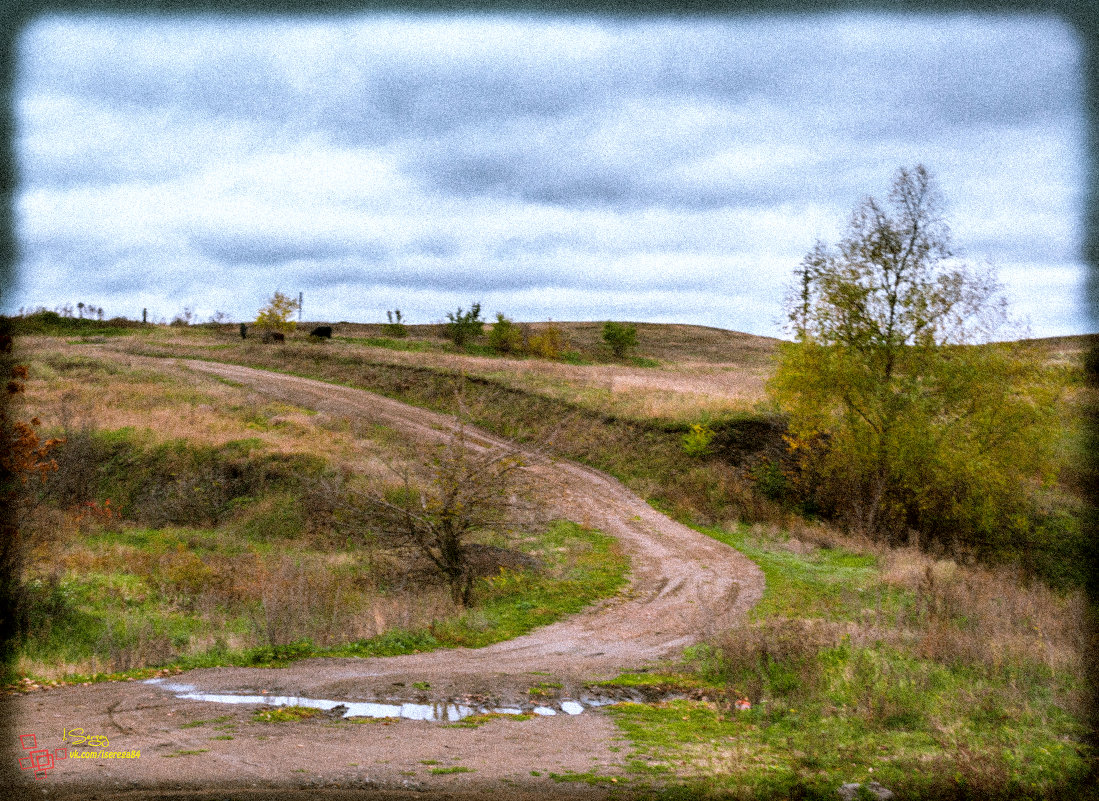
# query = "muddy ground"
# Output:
<box><xmin>4</xmin><ymin>359</ymin><xmax>764</xmax><ymax>800</ymax></box>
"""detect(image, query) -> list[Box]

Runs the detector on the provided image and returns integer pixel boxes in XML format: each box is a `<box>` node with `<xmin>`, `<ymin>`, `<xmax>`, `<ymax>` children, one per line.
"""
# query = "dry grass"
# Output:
<box><xmin>14</xmin><ymin>335</ymin><xmax>593</xmax><ymax>679</ymax></box>
<box><xmin>339</xmin><ymin>343</ymin><xmax>772</xmax><ymax>421</ymax></box>
<box><xmin>323</xmin><ymin>319</ymin><xmax>782</xmax><ymax>365</ymax></box>
<box><xmin>16</xmin><ymin>340</ymin><xmax>399</xmax><ymax>481</ymax></box>
<box><xmin>151</xmin><ymin>323</ymin><xmax>777</xmax><ymax>423</ymax></box>
<box><xmin>877</xmin><ymin>547</ymin><xmax>1087</xmax><ymax>676</ymax></box>
<box><xmin>251</xmin><ymin>552</ymin><xmax>457</xmax><ymax>647</ymax></box>
<box><xmin>738</xmin><ymin>520</ymin><xmax>1088</xmax><ymax>685</ymax></box>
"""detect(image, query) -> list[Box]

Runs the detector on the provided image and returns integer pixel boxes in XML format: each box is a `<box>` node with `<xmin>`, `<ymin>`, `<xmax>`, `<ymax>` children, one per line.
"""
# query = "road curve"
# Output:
<box><xmin>7</xmin><ymin>356</ymin><xmax>766</xmax><ymax>797</ymax></box>
<box><xmin>164</xmin><ymin>359</ymin><xmax>764</xmax><ymax>701</ymax></box>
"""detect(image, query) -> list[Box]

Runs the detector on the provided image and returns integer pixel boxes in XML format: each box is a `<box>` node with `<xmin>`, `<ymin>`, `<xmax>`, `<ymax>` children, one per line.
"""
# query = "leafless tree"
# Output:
<box><xmin>366</xmin><ymin>423</ymin><xmax>527</xmax><ymax>606</ymax></box>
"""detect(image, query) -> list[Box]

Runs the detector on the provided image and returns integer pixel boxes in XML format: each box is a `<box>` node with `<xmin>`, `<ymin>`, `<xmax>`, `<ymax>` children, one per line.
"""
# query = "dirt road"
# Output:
<box><xmin>5</xmin><ymin>359</ymin><xmax>763</xmax><ymax>800</ymax></box>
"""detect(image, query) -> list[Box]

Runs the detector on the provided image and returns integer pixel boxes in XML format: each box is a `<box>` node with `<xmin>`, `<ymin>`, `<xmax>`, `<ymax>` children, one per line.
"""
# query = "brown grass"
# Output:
<box><xmin>323</xmin><ymin>319</ymin><xmax>782</xmax><ymax>365</ymax></box>
<box><xmin>16</xmin><ymin>340</ymin><xmax>399</xmax><ymax>482</ymax></box>
<box><xmin>12</xmin><ymin>337</ymin><xmax>492</xmax><ymax>676</ymax></box>
<box><xmin>878</xmin><ymin>547</ymin><xmax>1086</xmax><ymax>676</ymax></box>
<box><xmin>159</xmin><ymin>323</ymin><xmax>778</xmax><ymax>423</ymax></box>
<box><xmin>765</xmin><ymin>520</ymin><xmax>1088</xmax><ymax>688</ymax></box>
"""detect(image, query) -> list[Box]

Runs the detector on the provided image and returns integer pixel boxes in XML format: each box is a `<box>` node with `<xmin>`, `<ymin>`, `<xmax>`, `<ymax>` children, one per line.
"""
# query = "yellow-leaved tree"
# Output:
<box><xmin>769</xmin><ymin>165</ymin><xmax>1062</xmax><ymax>559</ymax></box>
<box><xmin>254</xmin><ymin>291</ymin><xmax>300</xmax><ymax>338</ymax></box>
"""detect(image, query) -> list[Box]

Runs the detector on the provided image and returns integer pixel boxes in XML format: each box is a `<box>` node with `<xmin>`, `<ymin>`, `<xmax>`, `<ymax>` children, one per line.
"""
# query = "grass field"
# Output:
<box><xmin>602</xmin><ymin>523</ymin><xmax>1087</xmax><ymax>798</ymax></box>
<box><xmin>5</xmin><ymin>313</ymin><xmax>1093</xmax><ymax>797</ymax></box>
<box><xmin>12</xmin><ymin>338</ymin><xmax>629</xmax><ymax>681</ymax></box>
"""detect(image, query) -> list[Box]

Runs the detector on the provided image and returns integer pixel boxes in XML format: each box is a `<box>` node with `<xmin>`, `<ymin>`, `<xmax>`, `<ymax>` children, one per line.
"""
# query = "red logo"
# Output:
<box><xmin>17</xmin><ymin>734</ymin><xmax>67</xmax><ymax>780</ymax></box>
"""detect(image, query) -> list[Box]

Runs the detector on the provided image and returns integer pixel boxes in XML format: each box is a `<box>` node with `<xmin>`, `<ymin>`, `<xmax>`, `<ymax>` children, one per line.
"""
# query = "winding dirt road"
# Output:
<box><xmin>5</xmin><ymin>359</ymin><xmax>763</xmax><ymax>800</ymax></box>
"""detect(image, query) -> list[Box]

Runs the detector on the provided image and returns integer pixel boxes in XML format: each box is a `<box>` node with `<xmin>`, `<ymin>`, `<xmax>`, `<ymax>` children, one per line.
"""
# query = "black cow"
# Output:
<box><xmin>310</xmin><ymin>325</ymin><xmax>333</xmax><ymax>339</ymax></box>
<box><xmin>261</xmin><ymin>330</ymin><xmax>285</xmax><ymax>344</ymax></box>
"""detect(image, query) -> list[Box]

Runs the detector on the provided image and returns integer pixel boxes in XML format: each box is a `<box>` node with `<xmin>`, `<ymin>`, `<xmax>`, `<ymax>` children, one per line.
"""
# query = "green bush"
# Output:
<box><xmin>527</xmin><ymin>323</ymin><xmax>567</xmax><ymax>360</ymax></box>
<box><xmin>445</xmin><ymin>303</ymin><xmax>484</xmax><ymax>347</ymax></box>
<box><xmin>383</xmin><ymin>309</ymin><xmax>408</xmax><ymax>338</ymax></box>
<box><xmin>750</xmin><ymin>459</ymin><xmax>790</xmax><ymax>502</ymax></box>
<box><xmin>602</xmin><ymin>321</ymin><xmax>638</xmax><ymax>358</ymax></box>
<box><xmin>1019</xmin><ymin>508</ymin><xmax>1089</xmax><ymax>589</ymax></box>
<box><xmin>488</xmin><ymin>313</ymin><xmax>523</xmax><ymax>355</ymax></box>
<box><xmin>682</xmin><ymin>423</ymin><xmax>715</xmax><ymax>457</ymax></box>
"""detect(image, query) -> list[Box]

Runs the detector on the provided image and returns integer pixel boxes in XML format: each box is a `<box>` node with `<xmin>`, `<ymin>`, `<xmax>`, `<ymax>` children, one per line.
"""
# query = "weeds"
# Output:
<box><xmin>610</xmin><ymin>522</ymin><xmax>1090</xmax><ymax>798</ymax></box>
<box><xmin>252</xmin><ymin>705</ymin><xmax>319</xmax><ymax>723</ymax></box>
<box><xmin>15</xmin><ymin>515</ymin><xmax>626</xmax><ymax>678</ymax></box>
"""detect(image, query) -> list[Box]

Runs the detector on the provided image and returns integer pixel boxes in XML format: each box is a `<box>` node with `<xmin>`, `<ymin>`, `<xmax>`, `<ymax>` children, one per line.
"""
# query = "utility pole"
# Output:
<box><xmin>298</xmin><ymin>292</ymin><xmax>303</xmax><ymax>322</ymax></box>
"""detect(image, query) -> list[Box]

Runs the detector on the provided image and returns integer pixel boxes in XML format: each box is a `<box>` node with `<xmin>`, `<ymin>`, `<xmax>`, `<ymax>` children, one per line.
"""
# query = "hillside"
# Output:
<box><xmin>3</xmin><ymin>317</ymin><xmax>1093</xmax><ymax>799</ymax></box>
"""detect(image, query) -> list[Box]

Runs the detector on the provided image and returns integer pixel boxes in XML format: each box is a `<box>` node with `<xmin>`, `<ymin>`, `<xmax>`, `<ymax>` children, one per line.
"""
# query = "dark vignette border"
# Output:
<box><xmin>0</xmin><ymin>2</ymin><xmax>1094</xmax><ymax>799</ymax></box>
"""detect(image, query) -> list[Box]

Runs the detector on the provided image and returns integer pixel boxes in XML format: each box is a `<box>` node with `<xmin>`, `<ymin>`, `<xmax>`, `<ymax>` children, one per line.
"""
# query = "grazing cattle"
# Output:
<box><xmin>310</xmin><ymin>325</ymin><xmax>333</xmax><ymax>339</ymax></box>
<box><xmin>239</xmin><ymin>323</ymin><xmax>248</xmax><ymax>339</ymax></box>
<box><xmin>261</xmin><ymin>330</ymin><xmax>285</xmax><ymax>344</ymax></box>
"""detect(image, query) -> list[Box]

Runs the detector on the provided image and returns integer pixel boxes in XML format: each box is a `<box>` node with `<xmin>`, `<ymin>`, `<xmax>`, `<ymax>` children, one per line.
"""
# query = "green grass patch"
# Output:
<box><xmin>252</xmin><ymin>706</ymin><xmax>320</xmax><ymax>723</ymax></box>
<box><xmin>595</xmin><ymin>670</ymin><xmax>712</xmax><ymax>692</ymax></box>
<box><xmin>333</xmin><ymin>521</ymin><xmax>629</xmax><ymax>657</ymax></box>
<box><xmin>548</xmin><ymin>770</ymin><xmax>622</xmax><ymax>785</ymax></box>
<box><xmin>527</xmin><ymin>681</ymin><xmax>563</xmax><ymax>698</ymax></box>
<box><xmin>421</xmin><ymin>522</ymin><xmax>629</xmax><ymax>649</ymax></box>
<box><xmin>608</xmin><ymin>682</ymin><xmax>1088</xmax><ymax>799</ymax></box>
<box><xmin>699</xmin><ymin>525</ymin><xmax>904</xmax><ymax>622</ymax></box>
<box><xmin>601</xmin><ymin>523</ymin><xmax>1091</xmax><ymax>799</ymax></box>
<box><xmin>339</xmin><ymin>336</ymin><xmax>438</xmax><ymax>352</ymax></box>
<box><xmin>18</xmin><ymin>519</ymin><xmax>627</xmax><ymax>683</ymax></box>
<box><xmin>430</xmin><ymin>766</ymin><xmax>475</xmax><ymax>775</ymax></box>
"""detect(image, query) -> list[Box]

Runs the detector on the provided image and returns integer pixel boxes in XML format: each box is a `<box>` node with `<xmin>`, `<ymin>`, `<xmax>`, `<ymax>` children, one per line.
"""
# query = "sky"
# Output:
<box><xmin>6</xmin><ymin>12</ymin><xmax>1091</xmax><ymax>338</ymax></box>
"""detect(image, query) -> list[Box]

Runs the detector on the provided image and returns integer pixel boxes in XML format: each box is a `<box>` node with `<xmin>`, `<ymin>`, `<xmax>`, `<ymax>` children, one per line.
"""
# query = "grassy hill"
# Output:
<box><xmin>8</xmin><ymin>336</ymin><xmax>629</xmax><ymax>681</ymax></box>
<box><xmin>4</xmin><ymin>314</ymin><xmax>1093</xmax><ymax>798</ymax></box>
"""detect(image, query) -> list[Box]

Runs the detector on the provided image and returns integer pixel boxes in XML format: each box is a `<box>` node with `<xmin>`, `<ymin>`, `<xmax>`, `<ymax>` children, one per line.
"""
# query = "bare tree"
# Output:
<box><xmin>367</xmin><ymin>423</ymin><xmax>527</xmax><ymax>606</ymax></box>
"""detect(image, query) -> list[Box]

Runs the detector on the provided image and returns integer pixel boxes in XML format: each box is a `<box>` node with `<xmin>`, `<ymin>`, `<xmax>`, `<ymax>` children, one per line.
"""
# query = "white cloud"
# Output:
<box><xmin>8</xmin><ymin>12</ymin><xmax>1088</xmax><ymax>338</ymax></box>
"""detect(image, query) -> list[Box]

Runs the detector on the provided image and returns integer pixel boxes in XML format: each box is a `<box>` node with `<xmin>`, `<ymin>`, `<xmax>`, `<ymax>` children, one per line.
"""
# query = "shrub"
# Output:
<box><xmin>602</xmin><ymin>321</ymin><xmax>638</xmax><ymax>358</ymax></box>
<box><xmin>445</xmin><ymin>303</ymin><xmax>484</xmax><ymax>347</ymax></box>
<box><xmin>527</xmin><ymin>323</ymin><xmax>567</xmax><ymax>360</ymax></box>
<box><xmin>488</xmin><ymin>313</ymin><xmax>523</xmax><ymax>355</ymax></box>
<box><xmin>169</xmin><ymin>307</ymin><xmax>195</xmax><ymax>327</ymax></box>
<box><xmin>750</xmin><ymin>459</ymin><xmax>790</xmax><ymax>502</ymax></box>
<box><xmin>383</xmin><ymin>309</ymin><xmax>408</xmax><ymax>338</ymax></box>
<box><xmin>682</xmin><ymin>423</ymin><xmax>715</xmax><ymax>457</ymax></box>
<box><xmin>362</xmin><ymin>423</ymin><xmax>525</xmax><ymax>606</ymax></box>
<box><xmin>254</xmin><ymin>291</ymin><xmax>299</xmax><ymax>338</ymax></box>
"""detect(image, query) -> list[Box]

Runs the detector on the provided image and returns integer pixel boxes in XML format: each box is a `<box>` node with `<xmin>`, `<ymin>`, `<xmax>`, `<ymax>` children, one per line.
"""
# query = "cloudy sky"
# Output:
<box><xmin>8</xmin><ymin>12</ymin><xmax>1090</xmax><ymax>338</ymax></box>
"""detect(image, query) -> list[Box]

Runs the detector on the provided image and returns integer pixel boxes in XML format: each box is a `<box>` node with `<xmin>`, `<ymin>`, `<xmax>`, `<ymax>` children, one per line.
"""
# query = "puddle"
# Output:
<box><xmin>145</xmin><ymin>679</ymin><xmax>617</xmax><ymax>722</ymax></box>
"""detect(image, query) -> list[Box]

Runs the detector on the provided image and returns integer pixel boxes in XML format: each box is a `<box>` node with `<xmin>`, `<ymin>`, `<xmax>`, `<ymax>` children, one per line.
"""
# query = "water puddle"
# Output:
<box><xmin>145</xmin><ymin>678</ymin><xmax>617</xmax><ymax>722</ymax></box>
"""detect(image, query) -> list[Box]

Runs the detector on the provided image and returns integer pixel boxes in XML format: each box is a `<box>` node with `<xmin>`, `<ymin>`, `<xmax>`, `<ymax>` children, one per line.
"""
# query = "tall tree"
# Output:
<box><xmin>769</xmin><ymin>165</ymin><xmax>1060</xmax><ymax>549</ymax></box>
